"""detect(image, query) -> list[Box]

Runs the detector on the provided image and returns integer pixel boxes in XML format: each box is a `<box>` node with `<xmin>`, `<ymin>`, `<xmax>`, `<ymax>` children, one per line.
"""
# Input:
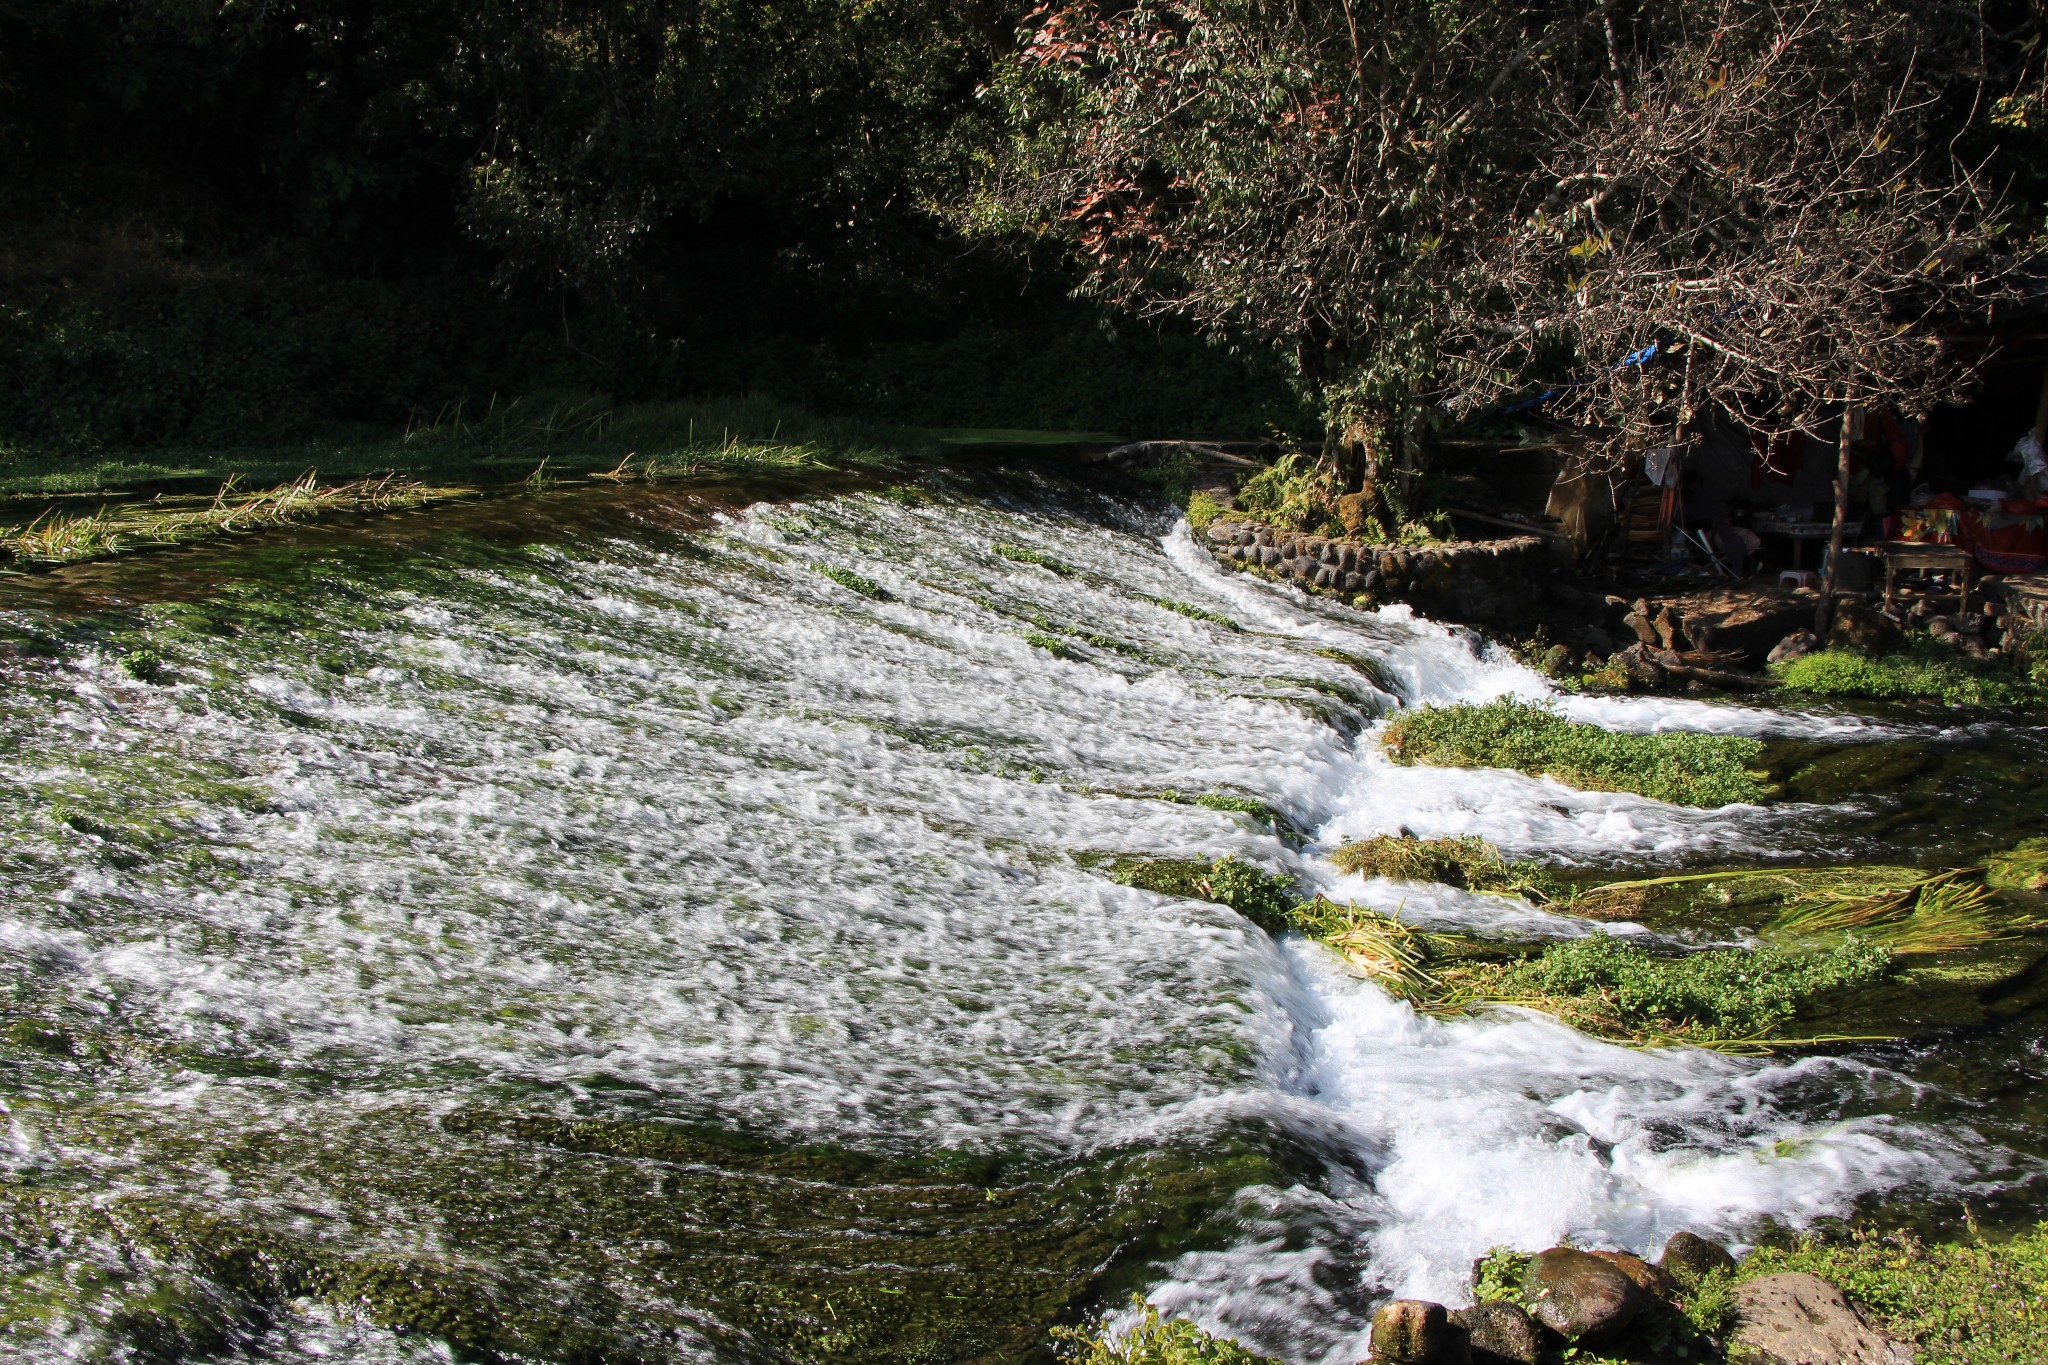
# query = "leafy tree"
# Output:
<box><xmin>969</xmin><ymin>1</ymin><xmax>1631</xmax><ymax>478</ymax></box>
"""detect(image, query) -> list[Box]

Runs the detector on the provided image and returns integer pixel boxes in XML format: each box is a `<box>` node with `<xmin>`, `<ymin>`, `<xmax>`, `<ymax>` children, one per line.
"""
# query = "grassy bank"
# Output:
<box><xmin>1771</xmin><ymin>642</ymin><xmax>2048</xmax><ymax>710</ymax></box>
<box><xmin>0</xmin><ymin>395</ymin><xmax>952</xmax><ymax>568</ymax></box>
<box><xmin>1381</xmin><ymin>699</ymin><xmax>1772</xmax><ymax>808</ymax></box>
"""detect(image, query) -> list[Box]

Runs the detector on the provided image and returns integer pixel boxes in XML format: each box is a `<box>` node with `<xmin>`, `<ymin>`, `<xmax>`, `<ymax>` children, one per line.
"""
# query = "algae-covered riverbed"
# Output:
<box><xmin>1</xmin><ymin>471</ymin><xmax>2044</xmax><ymax>1363</ymax></box>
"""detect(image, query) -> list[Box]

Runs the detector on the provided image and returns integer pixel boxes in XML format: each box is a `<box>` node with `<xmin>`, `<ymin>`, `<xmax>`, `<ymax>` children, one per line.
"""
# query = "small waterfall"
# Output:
<box><xmin>0</xmin><ymin>478</ymin><xmax>2017</xmax><ymax>1363</ymax></box>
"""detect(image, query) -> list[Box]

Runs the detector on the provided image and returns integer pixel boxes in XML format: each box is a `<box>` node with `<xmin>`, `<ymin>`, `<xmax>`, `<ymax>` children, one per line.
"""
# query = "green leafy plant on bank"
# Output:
<box><xmin>1771</xmin><ymin>642</ymin><xmax>2048</xmax><ymax>710</ymax></box>
<box><xmin>1736</xmin><ymin>1224</ymin><xmax>2048</xmax><ymax>1365</ymax></box>
<box><xmin>1234</xmin><ymin>453</ymin><xmax>1345</xmax><ymax>536</ymax></box>
<box><xmin>1052</xmin><ymin>1300</ymin><xmax>1277</xmax><ymax>1364</ymax></box>
<box><xmin>1381</xmin><ymin>699</ymin><xmax>1772</xmax><ymax>809</ymax></box>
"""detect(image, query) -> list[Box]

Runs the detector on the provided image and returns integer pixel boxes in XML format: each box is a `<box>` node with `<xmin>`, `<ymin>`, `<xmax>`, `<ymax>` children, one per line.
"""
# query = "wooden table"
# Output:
<box><xmin>1878</xmin><ymin>541</ymin><xmax>1974</xmax><ymax>615</ymax></box>
<box><xmin>1755</xmin><ymin>520</ymin><xmax>1851</xmax><ymax>571</ymax></box>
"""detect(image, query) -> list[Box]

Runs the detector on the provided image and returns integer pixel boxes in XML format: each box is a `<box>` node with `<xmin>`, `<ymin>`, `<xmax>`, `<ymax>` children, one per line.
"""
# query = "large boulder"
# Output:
<box><xmin>1657</xmin><ymin>1231</ymin><xmax>1738</xmax><ymax>1291</ymax></box>
<box><xmin>1523</xmin><ymin>1247</ymin><xmax>1645</xmax><ymax>1344</ymax></box>
<box><xmin>1448</xmin><ymin>1301</ymin><xmax>1542</xmax><ymax>1365</ymax></box>
<box><xmin>1826</xmin><ymin>599</ymin><xmax>1905</xmax><ymax>657</ymax></box>
<box><xmin>1585</xmin><ymin>1250</ymin><xmax>1678</xmax><ymax>1301</ymax></box>
<box><xmin>1690</xmin><ymin>601</ymin><xmax>1816</xmax><ymax>663</ymax></box>
<box><xmin>1768</xmin><ymin>631</ymin><xmax>1821</xmax><ymax>665</ymax></box>
<box><xmin>1731</xmin><ymin>1273</ymin><xmax>1913</xmax><ymax>1365</ymax></box>
<box><xmin>1370</xmin><ymin>1299</ymin><xmax>1448</xmax><ymax>1363</ymax></box>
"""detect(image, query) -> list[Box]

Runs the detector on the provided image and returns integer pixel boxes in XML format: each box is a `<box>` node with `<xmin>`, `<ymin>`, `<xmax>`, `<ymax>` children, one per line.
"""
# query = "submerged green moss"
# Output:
<box><xmin>818</xmin><ymin>565</ymin><xmax>894</xmax><ymax>599</ymax></box>
<box><xmin>994</xmin><ymin>544</ymin><xmax>1080</xmax><ymax>576</ymax></box>
<box><xmin>1382</xmin><ymin>700</ymin><xmax>1771</xmax><ymax>808</ymax></box>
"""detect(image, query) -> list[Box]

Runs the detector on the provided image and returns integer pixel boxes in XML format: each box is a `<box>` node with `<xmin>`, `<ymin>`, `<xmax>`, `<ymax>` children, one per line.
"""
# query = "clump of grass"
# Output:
<box><xmin>1052</xmin><ymin>1300</ymin><xmax>1276</xmax><ymax>1364</ymax></box>
<box><xmin>2</xmin><ymin>471</ymin><xmax>457</xmax><ymax>567</ymax></box>
<box><xmin>1736</xmin><ymin>1224</ymin><xmax>2048</xmax><ymax>1365</ymax></box>
<box><xmin>993</xmin><ymin>543</ymin><xmax>1079</xmax><ymax>576</ymax></box>
<box><xmin>1025</xmin><ymin>631</ymin><xmax>1079</xmax><ymax>660</ymax></box>
<box><xmin>1471</xmin><ymin>1247</ymin><xmax>1532</xmax><ymax>1304</ymax></box>
<box><xmin>1989</xmin><ymin>838</ymin><xmax>2048</xmax><ymax>892</ymax></box>
<box><xmin>1479</xmin><ymin>934</ymin><xmax>1894</xmax><ymax>1046</ymax></box>
<box><xmin>1571</xmin><ymin>862</ymin><xmax>2027</xmax><ymax>958</ymax></box>
<box><xmin>1289</xmin><ymin>896</ymin><xmax>1443</xmax><ymax>984</ymax></box>
<box><xmin>816</xmin><ymin>565</ymin><xmax>893</xmax><ymax>600</ymax></box>
<box><xmin>1382</xmin><ymin>700</ymin><xmax>1771</xmax><ymax>809</ymax></box>
<box><xmin>1771</xmin><ymin>643</ymin><xmax>2048</xmax><ymax>710</ymax></box>
<box><xmin>1109</xmin><ymin>857</ymin><xmax>1297</xmax><ymax>933</ymax></box>
<box><xmin>1330</xmin><ymin>834</ymin><xmax>1565</xmax><ymax>903</ymax></box>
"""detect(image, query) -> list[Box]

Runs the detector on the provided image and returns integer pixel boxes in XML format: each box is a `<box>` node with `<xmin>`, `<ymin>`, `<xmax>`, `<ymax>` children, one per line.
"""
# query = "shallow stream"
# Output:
<box><xmin>1</xmin><ymin>470</ymin><xmax>2042</xmax><ymax>1363</ymax></box>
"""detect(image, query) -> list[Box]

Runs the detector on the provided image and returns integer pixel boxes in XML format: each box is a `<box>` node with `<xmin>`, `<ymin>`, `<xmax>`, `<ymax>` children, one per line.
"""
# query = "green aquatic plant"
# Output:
<box><xmin>1052</xmin><ymin>1300</ymin><xmax>1277</xmax><ymax>1364</ymax></box>
<box><xmin>1108</xmin><ymin>856</ymin><xmax>1297</xmax><ymax>932</ymax></box>
<box><xmin>993</xmin><ymin>543</ymin><xmax>1080</xmax><ymax>576</ymax></box>
<box><xmin>1486</xmin><ymin>934</ymin><xmax>1893</xmax><ymax>1046</ymax></box>
<box><xmin>1771</xmin><ymin>643</ymin><xmax>2048</xmax><ymax>710</ymax></box>
<box><xmin>1470</xmin><ymin>1247</ymin><xmax>1532</xmax><ymax>1305</ymax></box>
<box><xmin>1329</xmin><ymin>834</ymin><xmax>1564</xmax><ymax>903</ymax></box>
<box><xmin>816</xmin><ymin>565</ymin><xmax>894</xmax><ymax>600</ymax></box>
<box><xmin>1026</xmin><ymin>631</ymin><xmax>1079</xmax><ymax>659</ymax></box>
<box><xmin>1988</xmin><ymin>838</ymin><xmax>2048</xmax><ymax>892</ymax></box>
<box><xmin>119</xmin><ymin>650</ymin><xmax>166</xmax><ymax>683</ymax></box>
<box><xmin>1381</xmin><ymin>700</ymin><xmax>1771</xmax><ymax>809</ymax></box>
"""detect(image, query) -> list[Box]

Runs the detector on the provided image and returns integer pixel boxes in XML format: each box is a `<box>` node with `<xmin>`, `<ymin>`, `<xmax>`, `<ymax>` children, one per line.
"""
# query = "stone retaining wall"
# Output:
<box><xmin>1203</xmin><ymin>517</ymin><xmax>1555</xmax><ymax>627</ymax></box>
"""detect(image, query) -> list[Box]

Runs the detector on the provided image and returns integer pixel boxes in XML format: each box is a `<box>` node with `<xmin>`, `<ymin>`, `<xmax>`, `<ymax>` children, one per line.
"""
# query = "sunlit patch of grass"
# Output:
<box><xmin>1330</xmin><ymin>834</ymin><xmax>1565</xmax><ymax>903</ymax></box>
<box><xmin>816</xmin><ymin>566</ymin><xmax>893</xmax><ymax>600</ymax></box>
<box><xmin>993</xmin><ymin>543</ymin><xmax>1080</xmax><ymax>576</ymax></box>
<box><xmin>1381</xmin><ymin>699</ymin><xmax>1772</xmax><ymax>809</ymax></box>
<box><xmin>1771</xmin><ymin>643</ymin><xmax>2048</xmax><ymax>710</ymax></box>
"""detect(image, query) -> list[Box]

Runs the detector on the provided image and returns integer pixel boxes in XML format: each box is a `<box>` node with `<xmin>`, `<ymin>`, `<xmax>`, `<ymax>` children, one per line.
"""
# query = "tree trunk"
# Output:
<box><xmin>2032</xmin><ymin>356</ymin><xmax>2048</xmax><ymax>451</ymax></box>
<box><xmin>1815</xmin><ymin>396</ymin><xmax>1858</xmax><ymax>635</ymax></box>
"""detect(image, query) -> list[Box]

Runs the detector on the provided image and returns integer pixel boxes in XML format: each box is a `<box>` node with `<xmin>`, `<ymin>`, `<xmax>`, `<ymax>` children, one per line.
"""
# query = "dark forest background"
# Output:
<box><xmin>0</xmin><ymin>0</ymin><xmax>1309</xmax><ymax>455</ymax></box>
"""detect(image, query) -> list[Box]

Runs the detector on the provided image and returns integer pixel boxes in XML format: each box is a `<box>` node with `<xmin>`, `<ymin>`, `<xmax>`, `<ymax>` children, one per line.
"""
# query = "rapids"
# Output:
<box><xmin>0</xmin><ymin>471</ymin><xmax>2038</xmax><ymax>1363</ymax></box>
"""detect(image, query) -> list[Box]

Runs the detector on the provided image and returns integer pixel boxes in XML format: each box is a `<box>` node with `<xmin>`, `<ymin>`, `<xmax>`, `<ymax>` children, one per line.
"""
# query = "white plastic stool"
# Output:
<box><xmin>1779</xmin><ymin>569</ymin><xmax>1817</xmax><ymax>590</ymax></box>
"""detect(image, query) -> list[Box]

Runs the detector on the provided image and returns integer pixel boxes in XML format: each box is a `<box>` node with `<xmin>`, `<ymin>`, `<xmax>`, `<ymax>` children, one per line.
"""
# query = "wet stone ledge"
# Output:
<box><xmin>1203</xmin><ymin>517</ymin><xmax>1555</xmax><ymax>628</ymax></box>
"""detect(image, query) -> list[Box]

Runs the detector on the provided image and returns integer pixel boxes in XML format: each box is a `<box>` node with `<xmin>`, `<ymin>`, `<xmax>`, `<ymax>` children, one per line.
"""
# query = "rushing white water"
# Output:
<box><xmin>0</xmin><ymin>482</ymin><xmax>2011</xmax><ymax>1362</ymax></box>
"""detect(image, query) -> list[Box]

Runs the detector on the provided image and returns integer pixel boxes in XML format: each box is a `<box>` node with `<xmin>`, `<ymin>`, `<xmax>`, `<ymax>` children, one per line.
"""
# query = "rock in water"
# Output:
<box><xmin>1523</xmin><ymin>1247</ymin><xmax>1643</xmax><ymax>1343</ymax></box>
<box><xmin>1732</xmin><ymin>1272</ymin><xmax>1912</xmax><ymax>1364</ymax></box>
<box><xmin>1826</xmin><ymin>599</ymin><xmax>1904</xmax><ymax>656</ymax></box>
<box><xmin>1449</xmin><ymin>1301</ymin><xmax>1542</xmax><ymax>1365</ymax></box>
<box><xmin>1768</xmin><ymin>630</ymin><xmax>1821</xmax><ymax>664</ymax></box>
<box><xmin>1658</xmin><ymin>1231</ymin><xmax>1738</xmax><ymax>1290</ymax></box>
<box><xmin>1370</xmin><ymin>1299</ymin><xmax>1448</xmax><ymax>1363</ymax></box>
<box><xmin>1586</xmin><ymin>1250</ymin><xmax>1678</xmax><ymax>1301</ymax></box>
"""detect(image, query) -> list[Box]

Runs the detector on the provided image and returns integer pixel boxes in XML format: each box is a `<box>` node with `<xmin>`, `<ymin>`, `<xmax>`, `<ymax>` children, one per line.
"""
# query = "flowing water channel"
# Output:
<box><xmin>1</xmin><ymin>468</ymin><xmax>2044</xmax><ymax>1364</ymax></box>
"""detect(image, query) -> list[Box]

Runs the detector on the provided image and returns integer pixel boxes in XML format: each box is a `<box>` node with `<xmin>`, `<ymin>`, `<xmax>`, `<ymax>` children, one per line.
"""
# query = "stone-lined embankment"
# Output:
<box><xmin>1203</xmin><ymin>517</ymin><xmax>1556</xmax><ymax>628</ymax></box>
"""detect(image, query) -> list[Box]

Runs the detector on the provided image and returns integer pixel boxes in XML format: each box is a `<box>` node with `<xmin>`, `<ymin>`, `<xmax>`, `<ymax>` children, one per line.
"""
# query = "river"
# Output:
<box><xmin>0</xmin><ymin>469</ymin><xmax>2041</xmax><ymax>1362</ymax></box>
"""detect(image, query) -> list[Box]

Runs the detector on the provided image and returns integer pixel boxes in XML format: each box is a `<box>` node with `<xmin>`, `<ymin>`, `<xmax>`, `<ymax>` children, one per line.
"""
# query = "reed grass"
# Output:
<box><xmin>2</xmin><ymin>471</ymin><xmax>458</xmax><ymax>567</ymax></box>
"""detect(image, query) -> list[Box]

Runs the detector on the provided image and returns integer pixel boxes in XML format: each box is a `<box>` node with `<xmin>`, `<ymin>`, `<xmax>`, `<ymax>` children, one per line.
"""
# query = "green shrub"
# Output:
<box><xmin>1772</xmin><ymin>643</ymin><xmax>2048</xmax><ymax>709</ymax></box>
<box><xmin>1497</xmin><ymin>934</ymin><xmax>1892</xmax><ymax>1042</ymax></box>
<box><xmin>1052</xmin><ymin>1301</ymin><xmax>1277</xmax><ymax>1364</ymax></box>
<box><xmin>1234</xmin><ymin>453</ymin><xmax>1344</xmax><ymax>536</ymax></box>
<box><xmin>1381</xmin><ymin>700</ymin><xmax>1771</xmax><ymax>808</ymax></box>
